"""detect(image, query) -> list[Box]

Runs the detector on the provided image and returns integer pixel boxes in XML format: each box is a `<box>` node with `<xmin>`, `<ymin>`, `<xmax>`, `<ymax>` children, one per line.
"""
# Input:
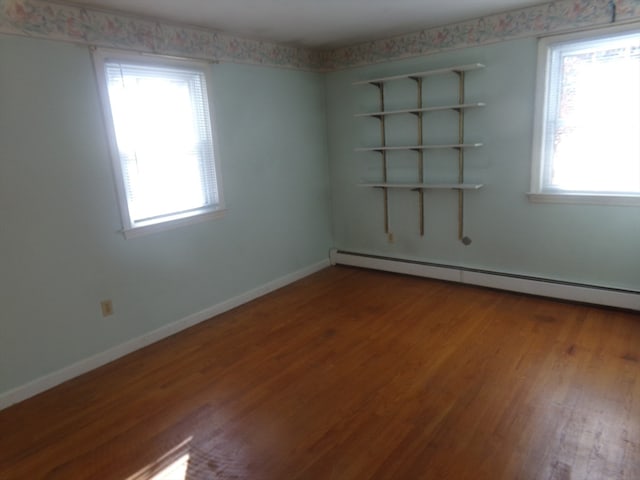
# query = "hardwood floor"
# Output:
<box><xmin>1</xmin><ymin>266</ymin><xmax>640</xmax><ymax>479</ymax></box>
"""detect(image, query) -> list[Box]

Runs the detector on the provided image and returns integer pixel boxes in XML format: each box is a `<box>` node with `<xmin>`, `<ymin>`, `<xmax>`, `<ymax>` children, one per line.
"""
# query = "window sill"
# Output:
<box><xmin>527</xmin><ymin>192</ymin><xmax>640</xmax><ymax>206</ymax></box>
<box><xmin>122</xmin><ymin>207</ymin><xmax>226</xmax><ymax>239</ymax></box>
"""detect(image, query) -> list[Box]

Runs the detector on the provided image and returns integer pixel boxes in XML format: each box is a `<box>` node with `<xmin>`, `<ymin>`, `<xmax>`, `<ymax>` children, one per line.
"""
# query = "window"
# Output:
<box><xmin>93</xmin><ymin>49</ymin><xmax>224</xmax><ymax>237</ymax></box>
<box><xmin>530</xmin><ymin>25</ymin><xmax>640</xmax><ymax>205</ymax></box>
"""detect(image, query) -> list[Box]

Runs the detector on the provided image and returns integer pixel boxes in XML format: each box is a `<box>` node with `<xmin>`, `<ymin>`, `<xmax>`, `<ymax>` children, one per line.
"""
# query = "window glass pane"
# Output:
<box><xmin>542</xmin><ymin>31</ymin><xmax>640</xmax><ymax>194</ymax></box>
<box><xmin>104</xmin><ymin>61</ymin><xmax>219</xmax><ymax>224</ymax></box>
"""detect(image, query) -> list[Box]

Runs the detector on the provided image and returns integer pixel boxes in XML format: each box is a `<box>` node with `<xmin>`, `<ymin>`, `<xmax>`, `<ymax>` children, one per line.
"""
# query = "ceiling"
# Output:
<box><xmin>65</xmin><ymin>0</ymin><xmax>546</xmax><ymax>48</ymax></box>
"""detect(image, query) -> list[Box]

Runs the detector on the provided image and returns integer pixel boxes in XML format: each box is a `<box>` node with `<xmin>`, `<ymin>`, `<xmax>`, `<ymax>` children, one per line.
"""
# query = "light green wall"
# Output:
<box><xmin>326</xmin><ymin>38</ymin><xmax>640</xmax><ymax>291</ymax></box>
<box><xmin>0</xmin><ymin>34</ymin><xmax>332</xmax><ymax>394</ymax></box>
<box><xmin>2</xmin><ymin>31</ymin><xmax>639</xmax><ymax>398</ymax></box>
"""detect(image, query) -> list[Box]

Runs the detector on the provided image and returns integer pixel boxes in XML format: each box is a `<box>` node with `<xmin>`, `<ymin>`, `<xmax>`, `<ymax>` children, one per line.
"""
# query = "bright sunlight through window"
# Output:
<box><xmin>93</xmin><ymin>49</ymin><xmax>223</xmax><ymax>237</ymax></box>
<box><xmin>531</xmin><ymin>25</ymin><xmax>640</xmax><ymax>203</ymax></box>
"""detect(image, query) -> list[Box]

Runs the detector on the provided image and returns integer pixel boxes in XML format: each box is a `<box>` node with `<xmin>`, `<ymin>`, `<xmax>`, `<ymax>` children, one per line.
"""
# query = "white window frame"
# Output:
<box><xmin>529</xmin><ymin>24</ymin><xmax>640</xmax><ymax>206</ymax></box>
<box><xmin>93</xmin><ymin>48</ymin><xmax>225</xmax><ymax>238</ymax></box>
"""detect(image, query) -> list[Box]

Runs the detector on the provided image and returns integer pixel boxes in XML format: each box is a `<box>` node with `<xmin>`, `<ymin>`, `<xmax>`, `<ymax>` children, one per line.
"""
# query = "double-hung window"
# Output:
<box><xmin>93</xmin><ymin>49</ymin><xmax>224</xmax><ymax>237</ymax></box>
<box><xmin>530</xmin><ymin>25</ymin><xmax>640</xmax><ymax>204</ymax></box>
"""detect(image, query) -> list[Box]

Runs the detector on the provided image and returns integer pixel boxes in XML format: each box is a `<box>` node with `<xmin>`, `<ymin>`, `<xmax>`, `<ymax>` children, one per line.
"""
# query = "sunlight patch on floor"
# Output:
<box><xmin>149</xmin><ymin>453</ymin><xmax>190</xmax><ymax>480</ymax></box>
<box><xmin>126</xmin><ymin>437</ymin><xmax>192</xmax><ymax>480</ymax></box>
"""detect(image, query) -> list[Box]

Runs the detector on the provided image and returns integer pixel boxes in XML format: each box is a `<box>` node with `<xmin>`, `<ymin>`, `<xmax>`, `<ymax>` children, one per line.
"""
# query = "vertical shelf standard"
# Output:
<box><xmin>411</xmin><ymin>75</ymin><xmax>425</xmax><ymax>235</ymax></box>
<box><xmin>370</xmin><ymin>81</ymin><xmax>389</xmax><ymax>233</ymax></box>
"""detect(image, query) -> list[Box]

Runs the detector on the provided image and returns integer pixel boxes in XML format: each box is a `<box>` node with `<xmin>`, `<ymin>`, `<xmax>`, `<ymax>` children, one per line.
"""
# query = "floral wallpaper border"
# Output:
<box><xmin>1</xmin><ymin>0</ymin><xmax>639</xmax><ymax>71</ymax></box>
<box><xmin>0</xmin><ymin>0</ymin><xmax>324</xmax><ymax>70</ymax></box>
<box><xmin>322</xmin><ymin>0</ymin><xmax>640</xmax><ymax>70</ymax></box>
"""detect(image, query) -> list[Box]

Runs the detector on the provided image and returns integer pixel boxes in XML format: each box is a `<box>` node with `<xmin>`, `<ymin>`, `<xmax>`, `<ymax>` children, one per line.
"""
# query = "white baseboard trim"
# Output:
<box><xmin>0</xmin><ymin>259</ymin><xmax>330</xmax><ymax>411</ymax></box>
<box><xmin>330</xmin><ymin>249</ymin><xmax>640</xmax><ymax>311</ymax></box>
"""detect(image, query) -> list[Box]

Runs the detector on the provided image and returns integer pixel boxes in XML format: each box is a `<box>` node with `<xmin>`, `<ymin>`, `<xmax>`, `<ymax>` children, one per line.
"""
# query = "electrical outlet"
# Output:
<box><xmin>100</xmin><ymin>300</ymin><xmax>114</xmax><ymax>317</ymax></box>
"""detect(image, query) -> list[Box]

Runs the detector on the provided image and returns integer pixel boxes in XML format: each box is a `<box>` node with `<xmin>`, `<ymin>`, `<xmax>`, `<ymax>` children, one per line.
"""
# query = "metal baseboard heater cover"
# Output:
<box><xmin>329</xmin><ymin>249</ymin><xmax>640</xmax><ymax>311</ymax></box>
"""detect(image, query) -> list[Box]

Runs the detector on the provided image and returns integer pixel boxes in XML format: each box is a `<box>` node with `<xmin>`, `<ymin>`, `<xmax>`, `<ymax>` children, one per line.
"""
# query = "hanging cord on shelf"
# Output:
<box><xmin>609</xmin><ymin>0</ymin><xmax>617</xmax><ymax>23</ymax></box>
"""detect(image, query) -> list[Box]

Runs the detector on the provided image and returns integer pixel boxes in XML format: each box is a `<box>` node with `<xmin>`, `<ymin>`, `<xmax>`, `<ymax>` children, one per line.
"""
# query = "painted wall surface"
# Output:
<box><xmin>326</xmin><ymin>37</ymin><xmax>640</xmax><ymax>291</ymax></box>
<box><xmin>0</xmin><ymin>34</ymin><xmax>332</xmax><ymax>394</ymax></box>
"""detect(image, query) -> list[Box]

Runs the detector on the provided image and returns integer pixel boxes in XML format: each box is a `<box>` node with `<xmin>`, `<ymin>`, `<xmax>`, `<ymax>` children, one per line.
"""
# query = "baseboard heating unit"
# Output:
<box><xmin>329</xmin><ymin>249</ymin><xmax>640</xmax><ymax>311</ymax></box>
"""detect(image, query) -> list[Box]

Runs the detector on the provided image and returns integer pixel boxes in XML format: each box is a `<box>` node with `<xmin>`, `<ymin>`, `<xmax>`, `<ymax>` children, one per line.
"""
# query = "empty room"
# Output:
<box><xmin>1</xmin><ymin>0</ymin><xmax>640</xmax><ymax>478</ymax></box>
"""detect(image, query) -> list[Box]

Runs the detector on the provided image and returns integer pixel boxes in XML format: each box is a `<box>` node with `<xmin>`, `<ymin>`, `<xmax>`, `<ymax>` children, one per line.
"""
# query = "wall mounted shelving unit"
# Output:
<box><xmin>354</xmin><ymin>63</ymin><xmax>485</xmax><ymax>244</ymax></box>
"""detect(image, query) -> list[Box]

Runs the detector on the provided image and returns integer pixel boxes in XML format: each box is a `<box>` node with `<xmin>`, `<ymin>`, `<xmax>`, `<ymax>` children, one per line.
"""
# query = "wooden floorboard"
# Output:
<box><xmin>1</xmin><ymin>266</ymin><xmax>639</xmax><ymax>479</ymax></box>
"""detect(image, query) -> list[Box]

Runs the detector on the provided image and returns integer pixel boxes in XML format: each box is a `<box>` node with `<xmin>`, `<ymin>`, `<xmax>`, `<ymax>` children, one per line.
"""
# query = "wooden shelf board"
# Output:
<box><xmin>354</xmin><ymin>102</ymin><xmax>486</xmax><ymax>118</ymax></box>
<box><xmin>355</xmin><ymin>143</ymin><xmax>483</xmax><ymax>152</ymax></box>
<box><xmin>359</xmin><ymin>183</ymin><xmax>484</xmax><ymax>190</ymax></box>
<box><xmin>353</xmin><ymin>63</ymin><xmax>485</xmax><ymax>85</ymax></box>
